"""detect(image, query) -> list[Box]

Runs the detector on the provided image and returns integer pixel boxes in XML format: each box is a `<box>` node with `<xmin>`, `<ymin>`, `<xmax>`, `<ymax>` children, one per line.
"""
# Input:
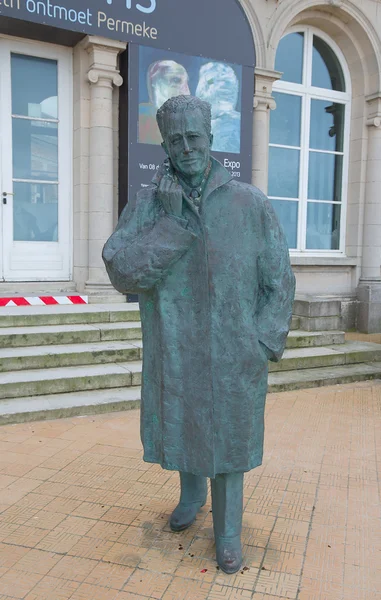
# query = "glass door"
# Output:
<box><xmin>0</xmin><ymin>37</ymin><xmax>72</xmax><ymax>281</ymax></box>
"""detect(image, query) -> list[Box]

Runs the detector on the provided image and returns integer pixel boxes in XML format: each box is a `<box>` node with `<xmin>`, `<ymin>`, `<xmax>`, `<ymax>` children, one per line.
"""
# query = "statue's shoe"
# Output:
<box><xmin>169</xmin><ymin>500</ymin><xmax>206</xmax><ymax>532</ymax></box>
<box><xmin>215</xmin><ymin>535</ymin><xmax>243</xmax><ymax>574</ymax></box>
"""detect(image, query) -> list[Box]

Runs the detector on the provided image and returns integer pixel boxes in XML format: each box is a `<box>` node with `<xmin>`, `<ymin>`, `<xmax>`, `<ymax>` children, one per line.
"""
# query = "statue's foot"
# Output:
<box><xmin>215</xmin><ymin>535</ymin><xmax>243</xmax><ymax>574</ymax></box>
<box><xmin>170</xmin><ymin>500</ymin><xmax>206</xmax><ymax>532</ymax></box>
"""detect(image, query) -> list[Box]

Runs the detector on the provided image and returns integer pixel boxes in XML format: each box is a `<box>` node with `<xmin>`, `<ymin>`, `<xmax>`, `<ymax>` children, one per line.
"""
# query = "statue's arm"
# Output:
<box><xmin>256</xmin><ymin>194</ymin><xmax>296</xmax><ymax>362</ymax></box>
<box><xmin>102</xmin><ymin>190</ymin><xmax>197</xmax><ymax>294</ymax></box>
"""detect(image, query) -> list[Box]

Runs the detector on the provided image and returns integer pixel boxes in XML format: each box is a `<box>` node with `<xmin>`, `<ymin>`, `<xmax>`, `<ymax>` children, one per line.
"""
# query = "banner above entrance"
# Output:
<box><xmin>0</xmin><ymin>0</ymin><xmax>256</xmax><ymax>66</ymax></box>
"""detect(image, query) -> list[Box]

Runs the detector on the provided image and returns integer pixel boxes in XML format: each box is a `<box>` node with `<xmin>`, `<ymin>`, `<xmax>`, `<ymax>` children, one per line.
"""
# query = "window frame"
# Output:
<box><xmin>0</xmin><ymin>34</ymin><xmax>73</xmax><ymax>280</ymax></box>
<box><xmin>271</xmin><ymin>26</ymin><xmax>352</xmax><ymax>256</ymax></box>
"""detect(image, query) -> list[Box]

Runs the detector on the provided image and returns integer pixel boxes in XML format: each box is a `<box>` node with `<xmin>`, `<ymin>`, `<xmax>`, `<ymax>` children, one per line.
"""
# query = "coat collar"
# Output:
<box><xmin>202</xmin><ymin>157</ymin><xmax>233</xmax><ymax>200</ymax></box>
<box><xmin>152</xmin><ymin>157</ymin><xmax>232</xmax><ymax>201</ymax></box>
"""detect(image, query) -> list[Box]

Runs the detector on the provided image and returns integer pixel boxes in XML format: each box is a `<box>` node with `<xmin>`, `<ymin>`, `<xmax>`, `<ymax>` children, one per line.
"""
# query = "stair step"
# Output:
<box><xmin>0</xmin><ymin>322</ymin><xmax>345</xmax><ymax>351</ymax></box>
<box><xmin>0</xmin><ymin>340</ymin><xmax>143</xmax><ymax>372</ymax></box>
<box><xmin>0</xmin><ymin>321</ymin><xmax>142</xmax><ymax>348</ymax></box>
<box><xmin>0</xmin><ymin>323</ymin><xmax>344</xmax><ymax>351</ymax></box>
<box><xmin>1</xmin><ymin>337</ymin><xmax>378</xmax><ymax>375</ymax></box>
<box><xmin>2</xmin><ymin>362</ymin><xmax>381</xmax><ymax>425</ymax></box>
<box><xmin>0</xmin><ymin>304</ymin><xmax>301</xmax><ymax>330</ymax></box>
<box><xmin>271</xmin><ymin>341</ymin><xmax>381</xmax><ymax>372</ymax></box>
<box><xmin>286</xmin><ymin>330</ymin><xmax>345</xmax><ymax>348</ymax></box>
<box><xmin>268</xmin><ymin>362</ymin><xmax>381</xmax><ymax>392</ymax></box>
<box><xmin>293</xmin><ymin>296</ymin><xmax>341</xmax><ymax>318</ymax></box>
<box><xmin>0</xmin><ymin>387</ymin><xmax>141</xmax><ymax>426</ymax></box>
<box><xmin>1</xmin><ymin>341</ymin><xmax>380</xmax><ymax>400</ymax></box>
<box><xmin>0</xmin><ymin>362</ymin><xmax>142</xmax><ymax>400</ymax></box>
<box><xmin>0</xmin><ymin>303</ymin><xmax>140</xmax><ymax>328</ymax></box>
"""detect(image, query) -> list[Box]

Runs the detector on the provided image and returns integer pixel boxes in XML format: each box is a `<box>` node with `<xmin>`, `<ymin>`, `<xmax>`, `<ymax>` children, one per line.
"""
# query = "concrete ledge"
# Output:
<box><xmin>298</xmin><ymin>316</ymin><xmax>341</xmax><ymax>331</ymax></box>
<box><xmin>291</xmin><ymin>256</ymin><xmax>359</xmax><ymax>266</ymax></box>
<box><xmin>268</xmin><ymin>363</ymin><xmax>381</xmax><ymax>393</ymax></box>
<box><xmin>357</xmin><ymin>302</ymin><xmax>381</xmax><ymax>333</ymax></box>
<box><xmin>357</xmin><ymin>281</ymin><xmax>381</xmax><ymax>333</ymax></box>
<box><xmin>294</xmin><ymin>298</ymin><xmax>341</xmax><ymax>318</ymax></box>
<box><xmin>294</xmin><ymin>295</ymin><xmax>358</xmax><ymax>331</ymax></box>
<box><xmin>0</xmin><ymin>387</ymin><xmax>141</xmax><ymax>426</ymax></box>
<box><xmin>0</xmin><ymin>304</ymin><xmax>140</xmax><ymax>328</ymax></box>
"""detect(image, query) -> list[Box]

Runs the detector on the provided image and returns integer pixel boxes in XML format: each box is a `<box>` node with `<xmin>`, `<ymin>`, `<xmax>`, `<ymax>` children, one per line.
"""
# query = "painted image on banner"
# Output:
<box><xmin>138</xmin><ymin>46</ymin><xmax>242</xmax><ymax>154</ymax></box>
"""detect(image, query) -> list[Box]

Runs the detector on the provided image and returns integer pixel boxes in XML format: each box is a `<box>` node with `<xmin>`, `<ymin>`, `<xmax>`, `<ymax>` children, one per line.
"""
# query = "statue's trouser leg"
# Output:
<box><xmin>170</xmin><ymin>472</ymin><xmax>208</xmax><ymax>532</ymax></box>
<box><xmin>211</xmin><ymin>472</ymin><xmax>244</xmax><ymax>574</ymax></box>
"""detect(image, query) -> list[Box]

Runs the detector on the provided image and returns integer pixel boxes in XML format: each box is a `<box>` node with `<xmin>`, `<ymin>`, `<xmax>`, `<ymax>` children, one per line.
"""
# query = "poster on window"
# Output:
<box><xmin>122</xmin><ymin>43</ymin><xmax>254</xmax><ymax>206</ymax></box>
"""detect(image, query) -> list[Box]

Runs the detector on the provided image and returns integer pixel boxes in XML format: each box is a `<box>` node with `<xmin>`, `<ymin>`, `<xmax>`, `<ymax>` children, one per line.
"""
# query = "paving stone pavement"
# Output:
<box><xmin>0</xmin><ymin>380</ymin><xmax>380</xmax><ymax>599</ymax></box>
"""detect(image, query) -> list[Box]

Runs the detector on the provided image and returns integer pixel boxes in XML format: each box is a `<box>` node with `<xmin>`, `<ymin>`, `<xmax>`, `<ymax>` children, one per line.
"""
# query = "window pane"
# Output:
<box><xmin>12</xmin><ymin>120</ymin><xmax>58</xmax><ymax>181</ymax></box>
<box><xmin>268</xmin><ymin>147</ymin><xmax>300</xmax><ymax>198</ymax></box>
<box><xmin>310</xmin><ymin>100</ymin><xmax>345</xmax><ymax>152</ymax></box>
<box><xmin>312</xmin><ymin>36</ymin><xmax>345</xmax><ymax>92</ymax></box>
<box><xmin>11</xmin><ymin>54</ymin><xmax>58</xmax><ymax>118</ymax></box>
<box><xmin>308</xmin><ymin>152</ymin><xmax>343</xmax><ymax>202</ymax></box>
<box><xmin>271</xmin><ymin>199</ymin><xmax>298</xmax><ymax>249</ymax></box>
<box><xmin>13</xmin><ymin>182</ymin><xmax>58</xmax><ymax>242</ymax></box>
<box><xmin>275</xmin><ymin>33</ymin><xmax>304</xmax><ymax>84</ymax></box>
<box><xmin>306</xmin><ymin>202</ymin><xmax>341</xmax><ymax>249</ymax></box>
<box><xmin>270</xmin><ymin>93</ymin><xmax>302</xmax><ymax>147</ymax></box>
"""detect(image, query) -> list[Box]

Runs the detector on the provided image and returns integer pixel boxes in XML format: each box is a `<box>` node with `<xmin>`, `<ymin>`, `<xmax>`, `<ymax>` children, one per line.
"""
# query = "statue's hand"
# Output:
<box><xmin>157</xmin><ymin>174</ymin><xmax>183</xmax><ymax>218</ymax></box>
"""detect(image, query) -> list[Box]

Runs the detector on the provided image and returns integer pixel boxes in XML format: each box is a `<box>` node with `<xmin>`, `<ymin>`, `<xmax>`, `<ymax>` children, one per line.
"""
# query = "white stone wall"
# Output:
<box><xmin>72</xmin><ymin>36</ymin><xmax>125</xmax><ymax>298</ymax></box>
<box><xmin>73</xmin><ymin>38</ymin><xmax>90</xmax><ymax>293</ymax></box>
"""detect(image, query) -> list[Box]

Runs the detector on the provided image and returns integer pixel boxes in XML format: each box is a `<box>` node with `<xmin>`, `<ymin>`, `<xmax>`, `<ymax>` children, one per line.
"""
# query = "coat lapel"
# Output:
<box><xmin>202</xmin><ymin>158</ymin><xmax>232</xmax><ymax>201</ymax></box>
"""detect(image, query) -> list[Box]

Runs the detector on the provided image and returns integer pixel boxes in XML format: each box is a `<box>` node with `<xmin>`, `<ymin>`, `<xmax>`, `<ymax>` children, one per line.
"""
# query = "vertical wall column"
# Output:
<box><xmin>252</xmin><ymin>68</ymin><xmax>281</xmax><ymax>193</ymax></box>
<box><xmin>84</xmin><ymin>36</ymin><xmax>126</xmax><ymax>300</ymax></box>
<box><xmin>357</xmin><ymin>93</ymin><xmax>381</xmax><ymax>332</ymax></box>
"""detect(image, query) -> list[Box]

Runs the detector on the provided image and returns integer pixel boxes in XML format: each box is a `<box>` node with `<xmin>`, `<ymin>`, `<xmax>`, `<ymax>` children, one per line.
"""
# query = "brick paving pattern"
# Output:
<box><xmin>0</xmin><ymin>380</ymin><xmax>380</xmax><ymax>599</ymax></box>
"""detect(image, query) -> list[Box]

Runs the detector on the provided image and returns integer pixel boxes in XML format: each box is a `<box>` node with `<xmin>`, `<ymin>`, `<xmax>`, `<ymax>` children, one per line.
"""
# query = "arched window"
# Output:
<box><xmin>269</xmin><ymin>28</ymin><xmax>351</xmax><ymax>252</ymax></box>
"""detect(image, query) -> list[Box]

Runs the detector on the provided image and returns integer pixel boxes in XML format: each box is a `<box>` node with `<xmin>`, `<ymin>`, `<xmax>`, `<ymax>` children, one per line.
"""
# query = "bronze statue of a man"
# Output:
<box><xmin>103</xmin><ymin>95</ymin><xmax>295</xmax><ymax>573</ymax></box>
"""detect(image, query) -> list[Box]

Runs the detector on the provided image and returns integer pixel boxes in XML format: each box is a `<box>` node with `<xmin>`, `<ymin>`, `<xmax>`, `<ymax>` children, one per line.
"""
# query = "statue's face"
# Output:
<box><xmin>162</xmin><ymin>108</ymin><xmax>212</xmax><ymax>179</ymax></box>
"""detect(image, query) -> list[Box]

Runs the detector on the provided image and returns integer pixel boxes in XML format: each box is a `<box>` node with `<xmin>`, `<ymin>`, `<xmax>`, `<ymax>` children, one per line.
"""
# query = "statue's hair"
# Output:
<box><xmin>156</xmin><ymin>95</ymin><xmax>212</xmax><ymax>138</ymax></box>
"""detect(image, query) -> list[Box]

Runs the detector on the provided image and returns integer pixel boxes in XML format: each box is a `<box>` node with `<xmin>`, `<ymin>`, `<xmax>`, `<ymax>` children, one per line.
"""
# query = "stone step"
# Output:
<box><xmin>0</xmin><ymin>282</ymin><xmax>77</xmax><ymax>296</ymax></box>
<box><xmin>268</xmin><ymin>362</ymin><xmax>381</xmax><ymax>393</ymax></box>
<box><xmin>298</xmin><ymin>315</ymin><xmax>341</xmax><ymax>332</ymax></box>
<box><xmin>0</xmin><ymin>336</ymin><xmax>378</xmax><ymax>376</ymax></box>
<box><xmin>293</xmin><ymin>296</ymin><xmax>341</xmax><ymax>318</ymax></box>
<box><xmin>0</xmin><ymin>362</ymin><xmax>142</xmax><ymax>400</ymax></box>
<box><xmin>0</xmin><ymin>321</ymin><xmax>142</xmax><ymax>348</ymax></box>
<box><xmin>0</xmin><ymin>303</ymin><xmax>140</xmax><ymax>328</ymax></box>
<box><xmin>0</xmin><ymin>387</ymin><xmax>141</xmax><ymax>426</ymax></box>
<box><xmin>0</xmin><ymin>340</ymin><xmax>143</xmax><ymax>373</ymax></box>
<box><xmin>0</xmin><ymin>321</ymin><xmax>330</xmax><ymax>350</ymax></box>
<box><xmin>1</xmin><ymin>341</ymin><xmax>380</xmax><ymax>400</ymax></box>
<box><xmin>0</xmin><ymin>303</ymin><xmax>300</xmax><ymax>330</ymax></box>
<box><xmin>270</xmin><ymin>341</ymin><xmax>381</xmax><ymax>372</ymax></box>
<box><xmin>2</xmin><ymin>363</ymin><xmax>381</xmax><ymax>425</ymax></box>
<box><xmin>293</xmin><ymin>295</ymin><xmax>345</xmax><ymax>331</ymax></box>
<box><xmin>286</xmin><ymin>330</ymin><xmax>345</xmax><ymax>348</ymax></box>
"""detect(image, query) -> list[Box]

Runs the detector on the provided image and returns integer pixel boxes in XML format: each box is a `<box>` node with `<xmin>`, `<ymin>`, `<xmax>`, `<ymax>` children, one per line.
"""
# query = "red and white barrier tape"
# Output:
<box><xmin>0</xmin><ymin>296</ymin><xmax>88</xmax><ymax>307</ymax></box>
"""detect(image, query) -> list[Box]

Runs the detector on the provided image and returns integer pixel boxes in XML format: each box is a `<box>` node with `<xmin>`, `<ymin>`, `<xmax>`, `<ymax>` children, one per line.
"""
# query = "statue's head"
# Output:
<box><xmin>157</xmin><ymin>95</ymin><xmax>213</xmax><ymax>180</ymax></box>
<box><xmin>147</xmin><ymin>60</ymin><xmax>190</xmax><ymax>109</ymax></box>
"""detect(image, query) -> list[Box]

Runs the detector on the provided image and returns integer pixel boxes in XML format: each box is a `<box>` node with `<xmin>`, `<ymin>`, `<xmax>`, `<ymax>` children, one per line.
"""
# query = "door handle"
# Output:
<box><xmin>2</xmin><ymin>192</ymin><xmax>14</xmax><ymax>205</ymax></box>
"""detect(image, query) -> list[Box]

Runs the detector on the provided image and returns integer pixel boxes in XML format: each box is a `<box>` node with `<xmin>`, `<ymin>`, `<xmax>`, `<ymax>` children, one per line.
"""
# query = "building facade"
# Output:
<box><xmin>0</xmin><ymin>0</ymin><xmax>380</xmax><ymax>332</ymax></box>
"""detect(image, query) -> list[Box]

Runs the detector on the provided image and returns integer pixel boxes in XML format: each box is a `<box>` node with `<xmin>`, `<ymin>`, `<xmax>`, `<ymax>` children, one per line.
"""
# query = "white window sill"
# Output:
<box><xmin>290</xmin><ymin>255</ymin><xmax>359</xmax><ymax>267</ymax></box>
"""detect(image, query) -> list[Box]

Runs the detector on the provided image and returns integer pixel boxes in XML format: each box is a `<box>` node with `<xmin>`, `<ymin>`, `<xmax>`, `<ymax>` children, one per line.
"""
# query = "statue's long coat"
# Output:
<box><xmin>103</xmin><ymin>159</ymin><xmax>295</xmax><ymax>478</ymax></box>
